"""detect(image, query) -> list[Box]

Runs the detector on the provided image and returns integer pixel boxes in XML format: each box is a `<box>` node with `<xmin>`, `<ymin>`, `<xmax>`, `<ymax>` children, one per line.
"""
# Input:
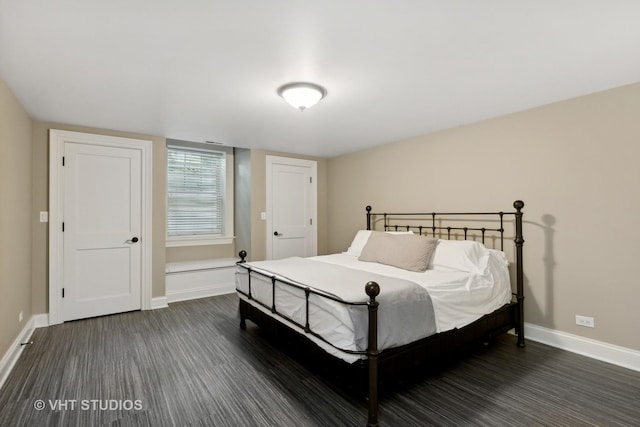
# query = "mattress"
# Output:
<box><xmin>235</xmin><ymin>251</ymin><xmax>512</xmax><ymax>363</ymax></box>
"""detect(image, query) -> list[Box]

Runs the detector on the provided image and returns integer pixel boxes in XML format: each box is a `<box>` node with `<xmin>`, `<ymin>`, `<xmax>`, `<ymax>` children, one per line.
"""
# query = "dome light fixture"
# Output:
<box><xmin>277</xmin><ymin>82</ymin><xmax>327</xmax><ymax>112</ymax></box>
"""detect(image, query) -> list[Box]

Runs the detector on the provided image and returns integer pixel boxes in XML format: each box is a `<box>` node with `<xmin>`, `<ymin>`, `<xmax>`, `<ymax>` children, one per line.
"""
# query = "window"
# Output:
<box><xmin>166</xmin><ymin>143</ymin><xmax>234</xmax><ymax>246</ymax></box>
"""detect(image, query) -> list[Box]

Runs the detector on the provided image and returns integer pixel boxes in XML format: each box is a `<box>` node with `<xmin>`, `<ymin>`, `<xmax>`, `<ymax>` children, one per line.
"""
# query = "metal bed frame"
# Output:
<box><xmin>236</xmin><ymin>200</ymin><xmax>525</xmax><ymax>427</ymax></box>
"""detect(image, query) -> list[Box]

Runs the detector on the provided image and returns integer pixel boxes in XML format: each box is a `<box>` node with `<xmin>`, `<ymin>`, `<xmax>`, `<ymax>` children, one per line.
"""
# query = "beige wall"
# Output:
<box><xmin>31</xmin><ymin>122</ymin><xmax>167</xmax><ymax>314</ymax></box>
<box><xmin>234</xmin><ymin>148</ymin><xmax>252</xmax><ymax>259</ymax></box>
<box><xmin>247</xmin><ymin>149</ymin><xmax>328</xmax><ymax>261</ymax></box>
<box><xmin>327</xmin><ymin>82</ymin><xmax>640</xmax><ymax>351</ymax></box>
<box><xmin>0</xmin><ymin>78</ymin><xmax>33</xmax><ymax>358</ymax></box>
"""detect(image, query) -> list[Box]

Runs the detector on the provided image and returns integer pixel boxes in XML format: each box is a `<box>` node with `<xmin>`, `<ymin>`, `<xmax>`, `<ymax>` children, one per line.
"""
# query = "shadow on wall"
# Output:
<box><xmin>523</xmin><ymin>214</ymin><xmax>556</xmax><ymax>328</ymax></box>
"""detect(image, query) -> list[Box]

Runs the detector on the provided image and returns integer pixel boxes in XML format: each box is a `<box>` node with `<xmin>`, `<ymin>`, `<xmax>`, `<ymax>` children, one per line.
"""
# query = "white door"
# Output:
<box><xmin>266</xmin><ymin>156</ymin><xmax>317</xmax><ymax>260</ymax></box>
<box><xmin>62</xmin><ymin>142</ymin><xmax>142</xmax><ymax>321</ymax></box>
<box><xmin>49</xmin><ymin>130</ymin><xmax>152</xmax><ymax>325</ymax></box>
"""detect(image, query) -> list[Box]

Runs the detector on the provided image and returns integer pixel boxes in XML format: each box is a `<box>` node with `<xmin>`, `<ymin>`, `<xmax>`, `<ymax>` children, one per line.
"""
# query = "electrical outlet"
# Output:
<box><xmin>260</xmin><ymin>212</ymin><xmax>267</xmax><ymax>220</ymax></box>
<box><xmin>576</xmin><ymin>315</ymin><xmax>595</xmax><ymax>328</ymax></box>
<box><xmin>19</xmin><ymin>311</ymin><xmax>23</xmax><ymax>322</ymax></box>
<box><xmin>39</xmin><ymin>211</ymin><xmax>49</xmax><ymax>222</ymax></box>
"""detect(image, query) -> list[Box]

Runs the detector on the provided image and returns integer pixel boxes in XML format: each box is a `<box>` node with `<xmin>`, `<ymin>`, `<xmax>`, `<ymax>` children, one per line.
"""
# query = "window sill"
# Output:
<box><xmin>166</xmin><ymin>236</ymin><xmax>235</xmax><ymax>248</ymax></box>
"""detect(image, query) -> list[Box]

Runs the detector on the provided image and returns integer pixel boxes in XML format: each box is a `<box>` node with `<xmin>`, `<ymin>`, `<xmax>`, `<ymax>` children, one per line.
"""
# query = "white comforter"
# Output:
<box><xmin>236</xmin><ymin>251</ymin><xmax>512</xmax><ymax>363</ymax></box>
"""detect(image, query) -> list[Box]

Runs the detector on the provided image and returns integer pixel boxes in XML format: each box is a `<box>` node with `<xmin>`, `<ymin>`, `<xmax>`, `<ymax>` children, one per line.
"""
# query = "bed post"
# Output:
<box><xmin>366</xmin><ymin>205</ymin><xmax>372</xmax><ymax>230</ymax></box>
<box><xmin>513</xmin><ymin>201</ymin><xmax>526</xmax><ymax>348</ymax></box>
<box><xmin>238</xmin><ymin>250</ymin><xmax>248</xmax><ymax>329</ymax></box>
<box><xmin>365</xmin><ymin>281</ymin><xmax>380</xmax><ymax>427</ymax></box>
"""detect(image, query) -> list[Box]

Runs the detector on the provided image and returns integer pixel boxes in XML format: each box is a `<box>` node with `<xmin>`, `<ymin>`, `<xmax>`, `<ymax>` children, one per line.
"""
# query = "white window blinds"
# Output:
<box><xmin>167</xmin><ymin>146</ymin><xmax>226</xmax><ymax>237</ymax></box>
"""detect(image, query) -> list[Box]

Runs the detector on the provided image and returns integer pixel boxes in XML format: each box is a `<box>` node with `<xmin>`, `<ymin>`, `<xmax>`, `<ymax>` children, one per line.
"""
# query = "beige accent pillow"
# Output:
<box><xmin>345</xmin><ymin>230</ymin><xmax>414</xmax><ymax>257</ymax></box>
<box><xmin>358</xmin><ymin>231</ymin><xmax>438</xmax><ymax>272</ymax></box>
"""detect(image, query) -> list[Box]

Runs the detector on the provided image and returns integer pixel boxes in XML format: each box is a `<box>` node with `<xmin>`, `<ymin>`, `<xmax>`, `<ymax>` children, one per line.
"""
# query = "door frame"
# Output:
<box><xmin>48</xmin><ymin>130</ymin><xmax>153</xmax><ymax>325</ymax></box>
<box><xmin>265</xmin><ymin>155</ymin><xmax>317</xmax><ymax>260</ymax></box>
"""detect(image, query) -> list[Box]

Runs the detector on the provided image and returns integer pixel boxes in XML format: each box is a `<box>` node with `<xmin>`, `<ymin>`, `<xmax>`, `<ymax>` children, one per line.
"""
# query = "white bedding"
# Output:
<box><xmin>316</xmin><ymin>250</ymin><xmax>512</xmax><ymax>332</ymax></box>
<box><xmin>236</xmin><ymin>250</ymin><xmax>512</xmax><ymax>363</ymax></box>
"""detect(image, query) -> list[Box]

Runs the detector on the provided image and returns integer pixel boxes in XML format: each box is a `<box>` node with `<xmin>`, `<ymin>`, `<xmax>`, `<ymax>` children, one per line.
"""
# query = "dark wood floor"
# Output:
<box><xmin>1</xmin><ymin>294</ymin><xmax>639</xmax><ymax>426</ymax></box>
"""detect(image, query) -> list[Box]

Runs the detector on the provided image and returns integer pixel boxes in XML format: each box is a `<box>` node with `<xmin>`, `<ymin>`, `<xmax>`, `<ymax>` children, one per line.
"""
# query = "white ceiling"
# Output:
<box><xmin>1</xmin><ymin>1</ymin><xmax>639</xmax><ymax>158</ymax></box>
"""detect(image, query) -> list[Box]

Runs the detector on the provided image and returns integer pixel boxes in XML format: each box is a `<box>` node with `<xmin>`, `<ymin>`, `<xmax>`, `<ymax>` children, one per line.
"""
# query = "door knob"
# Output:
<box><xmin>126</xmin><ymin>237</ymin><xmax>139</xmax><ymax>243</ymax></box>
<box><xmin>273</xmin><ymin>231</ymin><xmax>280</xmax><ymax>236</ymax></box>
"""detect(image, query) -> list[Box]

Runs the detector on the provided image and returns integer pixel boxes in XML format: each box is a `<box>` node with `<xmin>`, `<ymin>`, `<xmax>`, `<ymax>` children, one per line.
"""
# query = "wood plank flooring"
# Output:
<box><xmin>1</xmin><ymin>294</ymin><xmax>639</xmax><ymax>426</ymax></box>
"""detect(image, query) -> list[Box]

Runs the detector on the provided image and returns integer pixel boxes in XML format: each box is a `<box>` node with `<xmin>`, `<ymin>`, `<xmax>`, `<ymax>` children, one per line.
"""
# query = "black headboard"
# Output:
<box><xmin>365</xmin><ymin>200</ymin><xmax>525</xmax><ymax>342</ymax></box>
<box><xmin>366</xmin><ymin>200</ymin><xmax>524</xmax><ymax>252</ymax></box>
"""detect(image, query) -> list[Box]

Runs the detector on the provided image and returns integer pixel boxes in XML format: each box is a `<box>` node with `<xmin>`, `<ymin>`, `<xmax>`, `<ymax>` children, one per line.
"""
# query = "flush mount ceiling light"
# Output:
<box><xmin>277</xmin><ymin>82</ymin><xmax>327</xmax><ymax>112</ymax></box>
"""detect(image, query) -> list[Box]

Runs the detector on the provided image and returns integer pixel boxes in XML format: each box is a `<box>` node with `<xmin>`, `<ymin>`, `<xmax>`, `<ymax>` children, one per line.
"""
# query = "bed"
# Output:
<box><xmin>235</xmin><ymin>201</ymin><xmax>525</xmax><ymax>427</ymax></box>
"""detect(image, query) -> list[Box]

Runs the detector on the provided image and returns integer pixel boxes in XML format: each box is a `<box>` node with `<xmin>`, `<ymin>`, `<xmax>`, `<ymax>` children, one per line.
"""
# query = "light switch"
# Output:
<box><xmin>39</xmin><ymin>211</ymin><xmax>49</xmax><ymax>222</ymax></box>
<box><xmin>260</xmin><ymin>212</ymin><xmax>267</xmax><ymax>220</ymax></box>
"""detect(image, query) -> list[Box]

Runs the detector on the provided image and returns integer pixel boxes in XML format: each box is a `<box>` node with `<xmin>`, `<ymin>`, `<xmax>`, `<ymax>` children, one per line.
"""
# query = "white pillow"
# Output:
<box><xmin>428</xmin><ymin>239</ymin><xmax>490</xmax><ymax>274</ymax></box>
<box><xmin>344</xmin><ymin>229</ymin><xmax>413</xmax><ymax>257</ymax></box>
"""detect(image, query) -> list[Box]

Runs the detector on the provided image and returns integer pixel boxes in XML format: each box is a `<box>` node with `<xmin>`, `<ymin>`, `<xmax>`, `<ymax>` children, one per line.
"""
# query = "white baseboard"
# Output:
<box><xmin>150</xmin><ymin>296</ymin><xmax>168</xmax><ymax>310</ymax></box>
<box><xmin>33</xmin><ymin>313</ymin><xmax>49</xmax><ymax>328</ymax></box>
<box><xmin>525</xmin><ymin>323</ymin><xmax>640</xmax><ymax>372</ymax></box>
<box><xmin>0</xmin><ymin>317</ymin><xmax>35</xmax><ymax>391</ymax></box>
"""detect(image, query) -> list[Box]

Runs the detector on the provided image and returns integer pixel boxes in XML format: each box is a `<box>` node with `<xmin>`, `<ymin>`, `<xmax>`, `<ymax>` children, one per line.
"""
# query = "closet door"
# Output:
<box><xmin>266</xmin><ymin>156</ymin><xmax>317</xmax><ymax>260</ymax></box>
